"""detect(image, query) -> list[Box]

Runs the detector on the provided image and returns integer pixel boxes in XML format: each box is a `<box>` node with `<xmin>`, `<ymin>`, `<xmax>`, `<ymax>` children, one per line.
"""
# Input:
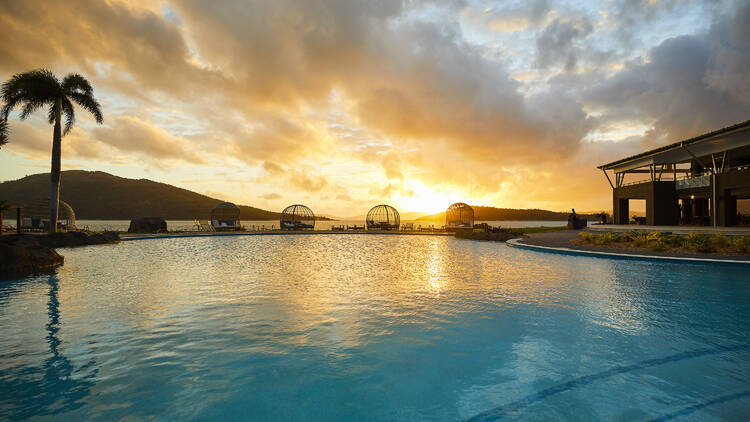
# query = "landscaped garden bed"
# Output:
<box><xmin>576</xmin><ymin>230</ymin><xmax>750</xmax><ymax>254</ymax></box>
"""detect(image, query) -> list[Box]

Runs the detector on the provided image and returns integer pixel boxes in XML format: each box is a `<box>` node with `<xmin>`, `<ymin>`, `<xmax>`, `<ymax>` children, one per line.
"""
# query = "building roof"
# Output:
<box><xmin>598</xmin><ymin>119</ymin><xmax>750</xmax><ymax>172</ymax></box>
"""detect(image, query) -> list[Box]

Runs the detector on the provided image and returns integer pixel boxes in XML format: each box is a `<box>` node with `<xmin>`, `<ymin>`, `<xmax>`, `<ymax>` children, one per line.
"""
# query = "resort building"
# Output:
<box><xmin>599</xmin><ymin>120</ymin><xmax>750</xmax><ymax>227</ymax></box>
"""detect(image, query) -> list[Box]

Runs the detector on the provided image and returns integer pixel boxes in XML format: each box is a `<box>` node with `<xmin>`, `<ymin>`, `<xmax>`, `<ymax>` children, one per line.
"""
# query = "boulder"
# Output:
<box><xmin>128</xmin><ymin>217</ymin><xmax>167</xmax><ymax>233</ymax></box>
<box><xmin>455</xmin><ymin>228</ymin><xmax>515</xmax><ymax>242</ymax></box>
<box><xmin>0</xmin><ymin>232</ymin><xmax>120</xmax><ymax>280</ymax></box>
<box><xmin>0</xmin><ymin>236</ymin><xmax>64</xmax><ymax>279</ymax></box>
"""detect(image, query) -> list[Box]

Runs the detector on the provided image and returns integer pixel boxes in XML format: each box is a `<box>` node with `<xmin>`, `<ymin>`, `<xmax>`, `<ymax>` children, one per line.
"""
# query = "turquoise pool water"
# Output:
<box><xmin>0</xmin><ymin>235</ymin><xmax>748</xmax><ymax>420</ymax></box>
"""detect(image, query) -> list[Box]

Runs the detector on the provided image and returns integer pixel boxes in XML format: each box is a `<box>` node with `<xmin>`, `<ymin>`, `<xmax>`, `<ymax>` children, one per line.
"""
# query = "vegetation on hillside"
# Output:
<box><xmin>418</xmin><ymin>206</ymin><xmax>598</xmax><ymax>221</ymax></box>
<box><xmin>0</xmin><ymin>170</ymin><xmax>284</xmax><ymax>220</ymax></box>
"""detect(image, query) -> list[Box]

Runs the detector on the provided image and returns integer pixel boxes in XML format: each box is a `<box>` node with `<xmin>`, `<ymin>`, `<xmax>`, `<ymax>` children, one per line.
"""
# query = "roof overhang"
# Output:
<box><xmin>598</xmin><ymin>120</ymin><xmax>750</xmax><ymax>173</ymax></box>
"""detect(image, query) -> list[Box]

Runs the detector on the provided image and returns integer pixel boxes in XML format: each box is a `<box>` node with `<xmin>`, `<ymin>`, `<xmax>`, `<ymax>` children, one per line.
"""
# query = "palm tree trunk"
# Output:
<box><xmin>49</xmin><ymin>98</ymin><xmax>62</xmax><ymax>234</ymax></box>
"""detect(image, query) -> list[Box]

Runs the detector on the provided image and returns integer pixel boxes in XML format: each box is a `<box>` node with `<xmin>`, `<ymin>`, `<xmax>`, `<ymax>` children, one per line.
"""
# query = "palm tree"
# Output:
<box><xmin>1</xmin><ymin>69</ymin><xmax>103</xmax><ymax>233</ymax></box>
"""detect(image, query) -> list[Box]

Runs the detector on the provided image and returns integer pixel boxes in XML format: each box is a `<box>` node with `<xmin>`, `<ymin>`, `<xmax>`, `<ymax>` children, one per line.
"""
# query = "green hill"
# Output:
<box><xmin>0</xmin><ymin>171</ymin><xmax>283</xmax><ymax>220</ymax></box>
<box><xmin>417</xmin><ymin>206</ymin><xmax>598</xmax><ymax>221</ymax></box>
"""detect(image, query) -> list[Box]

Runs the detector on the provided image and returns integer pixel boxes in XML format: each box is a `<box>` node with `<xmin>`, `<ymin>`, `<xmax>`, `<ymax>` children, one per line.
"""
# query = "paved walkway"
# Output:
<box><xmin>514</xmin><ymin>230</ymin><xmax>750</xmax><ymax>263</ymax></box>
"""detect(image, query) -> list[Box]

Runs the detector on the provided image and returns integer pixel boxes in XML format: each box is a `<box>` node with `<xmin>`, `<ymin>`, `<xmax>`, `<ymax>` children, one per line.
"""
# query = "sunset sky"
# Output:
<box><xmin>1</xmin><ymin>0</ymin><xmax>749</xmax><ymax>216</ymax></box>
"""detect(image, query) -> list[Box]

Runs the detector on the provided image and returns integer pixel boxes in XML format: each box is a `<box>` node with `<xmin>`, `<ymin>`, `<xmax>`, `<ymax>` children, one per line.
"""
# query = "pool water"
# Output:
<box><xmin>0</xmin><ymin>235</ymin><xmax>748</xmax><ymax>420</ymax></box>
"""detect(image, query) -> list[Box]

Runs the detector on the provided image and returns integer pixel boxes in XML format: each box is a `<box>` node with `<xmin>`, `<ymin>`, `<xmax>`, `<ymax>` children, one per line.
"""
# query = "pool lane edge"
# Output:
<box><xmin>506</xmin><ymin>238</ymin><xmax>750</xmax><ymax>266</ymax></box>
<box><xmin>120</xmin><ymin>231</ymin><xmax>455</xmax><ymax>241</ymax></box>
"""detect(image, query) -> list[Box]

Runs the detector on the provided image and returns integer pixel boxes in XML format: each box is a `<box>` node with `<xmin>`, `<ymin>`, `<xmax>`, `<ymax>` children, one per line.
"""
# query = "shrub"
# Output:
<box><xmin>596</xmin><ymin>232</ymin><xmax>621</xmax><ymax>245</ymax></box>
<box><xmin>649</xmin><ymin>240</ymin><xmax>668</xmax><ymax>251</ymax></box>
<box><xmin>623</xmin><ymin>230</ymin><xmax>642</xmax><ymax>242</ymax></box>
<box><xmin>579</xmin><ymin>232</ymin><xmax>593</xmax><ymax>242</ymax></box>
<box><xmin>710</xmin><ymin>234</ymin><xmax>730</xmax><ymax>250</ymax></box>
<box><xmin>682</xmin><ymin>233</ymin><xmax>713</xmax><ymax>253</ymax></box>
<box><xmin>629</xmin><ymin>232</ymin><xmax>650</xmax><ymax>247</ymax></box>
<box><xmin>732</xmin><ymin>236</ymin><xmax>750</xmax><ymax>253</ymax></box>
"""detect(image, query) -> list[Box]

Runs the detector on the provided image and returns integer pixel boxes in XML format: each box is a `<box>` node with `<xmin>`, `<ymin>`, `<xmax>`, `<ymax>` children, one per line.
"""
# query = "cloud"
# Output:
<box><xmin>261</xmin><ymin>160</ymin><xmax>328</xmax><ymax>192</ymax></box>
<box><xmin>259</xmin><ymin>192</ymin><xmax>281</xmax><ymax>200</ymax></box>
<box><xmin>536</xmin><ymin>16</ymin><xmax>594</xmax><ymax>71</ymax></box>
<box><xmin>583</xmin><ymin>4</ymin><xmax>750</xmax><ymax>148</ymax></box>
<box><xmin>3</xmin><ymin>120</ymin><xmax>106</xmax><ymax>161</ymax></box>
<box><xmin>92</xmin><ymin>116</ymin><xmax>204</xmax><ymax>163</ymax></box>
<box><xmin>464</xmin><ymin>0</ymin><xmax>550</xmax><ymax>33</ymax></box>
<box><xmin>1</xmin><ymin>0</ymin><xmax>747</xmax><ymax>213</ymax></box>
<box><xmin>705</xmin><ymin>3</ymin><xmax>750</xmax><ymax>105</ymax></box>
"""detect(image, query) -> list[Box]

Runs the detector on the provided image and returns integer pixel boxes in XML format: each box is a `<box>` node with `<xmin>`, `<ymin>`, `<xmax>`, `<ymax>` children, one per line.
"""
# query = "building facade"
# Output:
<box><xmin>599</xmin><ymin>120</ymin><xmax>750</xmax><ymax>227</ymax></box>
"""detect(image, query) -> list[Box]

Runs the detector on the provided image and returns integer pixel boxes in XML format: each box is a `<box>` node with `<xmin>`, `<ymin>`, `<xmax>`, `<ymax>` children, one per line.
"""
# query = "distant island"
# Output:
<box><xmin>417</xmin><ymin>206</ymin><xmax>598</xmax><ymax>221</ymax></box>
<box><xmin>0</xmin><ymin>171</ymin><xmax>329</xmax><ymax>221</ymax></box>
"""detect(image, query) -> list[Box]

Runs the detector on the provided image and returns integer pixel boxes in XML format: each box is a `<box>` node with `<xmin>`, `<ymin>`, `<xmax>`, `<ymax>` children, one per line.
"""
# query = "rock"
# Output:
<box><xmin>455</xmin><ymin>229</ymin><xmax>515</xmax><ymax>242</ymax></box>
<box><xmin>567</xmin><ymin>214</ymin><xmax>587</xmax><ymax>230</ymax></box>
<box><xmin>0</xmin><ymin>232</ymin><xmax>120</xmax><ymax>280</ymax></box>
<box><xmin>38</xmin><ymin>231</ymin><xmax>89</xmax><ymax>247</ymax></box>
<box><xmin>0</xmin><ymin>236</ymin><xmax>64</xmax><ymax>279</ymax></box>
<box><xmin>34</xmin><ymin>231</ymin><xmax>120</xmax><ymax>248</ymax></box>
<box><xmin>128</xmin><ymin>217</ymin><xmax>167</xmax><ymax>233</ymax></box>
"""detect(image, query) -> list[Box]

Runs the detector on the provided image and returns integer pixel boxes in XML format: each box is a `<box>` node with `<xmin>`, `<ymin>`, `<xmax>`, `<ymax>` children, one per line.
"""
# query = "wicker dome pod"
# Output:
<box><xmin>21</xmin><ymin>197</ymin><xmax>76</xmax><ymax>230</ymax></box>
<box><xmin>210</xmin><ymin>202</ymin><xmax>241</xmax><ymax>230</ymax></box>
<box><xmin>280</xmin><ymin>204</ymin><xmax>315</xmax><ymax>230</ymax></box>
<box><xmin>366</xmin><ymin>204</ymin><xmax>400</xmax><ymax>230</ymax></box>
<box><xmin>445</xmin><ymin>202</ymin><xmax>474</xmax><ymax>230</ymax></box>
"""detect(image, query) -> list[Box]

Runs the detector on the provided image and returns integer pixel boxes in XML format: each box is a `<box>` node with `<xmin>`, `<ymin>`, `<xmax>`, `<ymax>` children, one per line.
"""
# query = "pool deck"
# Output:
<box><xmin>510</xmin><ymin>230</ymin><xmax>750</xmax><ymax>265</ymax></box>
<box><xmin>120</xmin><ymin>230</ymin><xmax>454</xmax><ymax>241</ymax></box>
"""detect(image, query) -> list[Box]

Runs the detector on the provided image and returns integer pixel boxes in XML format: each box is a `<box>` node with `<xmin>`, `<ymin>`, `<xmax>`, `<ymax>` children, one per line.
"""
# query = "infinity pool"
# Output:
<box><xmin>1</xmin><ymin>235</ymin><xmax>748</xmax><ymax>420</ymax></box>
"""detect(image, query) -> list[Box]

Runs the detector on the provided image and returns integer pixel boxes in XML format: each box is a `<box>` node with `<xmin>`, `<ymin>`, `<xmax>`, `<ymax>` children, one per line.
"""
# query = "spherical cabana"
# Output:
<box><xmin>280</xmin><ymin>204</ymin><xmax>315</xmax><ymax>230</ymax></box>
<box><xmin>210</xmin><ymin>202</ymin><xmax>240</xmax><ymax>230</ymax></box>
<box><xmin>22</xmin><ymin>197</ymin><xmax>76</xmax><ymax>230</ymax></box>
<box><xmin>366</xmin><ymin>204</ymin><xmax>400</xmax><ymax>230</ymax></box>
<box><xmin>446</xmin><ymin>202</ymin><xmax>474</xmax><ymax>230</ymax></box>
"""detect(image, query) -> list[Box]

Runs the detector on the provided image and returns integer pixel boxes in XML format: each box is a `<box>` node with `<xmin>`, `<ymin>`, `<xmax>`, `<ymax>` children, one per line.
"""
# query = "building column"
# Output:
<box><xmin>614</xmin><ymin>197</ymin><xmax>629</xmax><ymax>224</ymax></box>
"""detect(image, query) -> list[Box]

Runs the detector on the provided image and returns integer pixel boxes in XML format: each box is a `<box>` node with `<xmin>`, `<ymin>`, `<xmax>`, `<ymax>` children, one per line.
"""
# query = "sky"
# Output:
<box><xmin>1</xmin><ymin>0</ymin><xmax>749</xmax><ymax>217</ymax></box>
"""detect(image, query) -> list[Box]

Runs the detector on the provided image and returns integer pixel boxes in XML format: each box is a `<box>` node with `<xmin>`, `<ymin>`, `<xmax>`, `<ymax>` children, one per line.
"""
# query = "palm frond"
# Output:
<box><xmin>69</xmin><ymin>92</ymin><xmax>103</xmax><ymax>124</ymax></box>
<box><xmin>62</xmin><ymin>97</ymin><xmax>75</xmax><ymax>135</ymax></box>
<box><xmin>48</xmin><ymin>103</ymin><xmax>56</xmax><ymax>124</ymax></box>
<box><xmin>62</xmin><ymin>73</ymin><xmax>94</xmax><ymax>96</ymax></box>
<box><xmin>1</xmin><ymin>69</ymin><xmax>61</xmax><ymax>120</ymax></box>
<box><xmin>18</xmin><ymin>98</ymin><xmax>47</xmax><ymax>120</ymax></box>
<box><xmin>0</xmin><ymin>118</ymin><xmax>8</xmax><ymax>148</ymax></box>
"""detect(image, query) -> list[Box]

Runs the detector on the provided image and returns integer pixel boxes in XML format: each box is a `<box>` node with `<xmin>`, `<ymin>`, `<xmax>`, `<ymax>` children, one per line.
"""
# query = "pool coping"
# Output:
<box><xmin>506</xmin><ymin>238</ymin><xmax>750</xmax><ymax>266</ymax></box>
<box><xmin>120</xmin><ymin>231</ymin><xmax>454</xmax><ymax>241</ymax></box>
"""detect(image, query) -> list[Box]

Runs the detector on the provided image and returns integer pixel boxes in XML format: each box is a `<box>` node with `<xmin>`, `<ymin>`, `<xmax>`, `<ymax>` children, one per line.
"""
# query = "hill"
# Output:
<box><xmin>0</xmin><ymin>171</ymin><xmax>284</xmax><ymax>220</ymax></box>
<box><xmin>416</xmin><ymin>206</ymin><xmax>599</xmax><ymax>221</ymax></box>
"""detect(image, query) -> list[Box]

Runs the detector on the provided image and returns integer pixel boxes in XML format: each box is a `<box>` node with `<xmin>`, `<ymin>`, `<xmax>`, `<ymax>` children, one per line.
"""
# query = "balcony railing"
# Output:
<box><xmin>676</xmin><ymin>174</ymin><xmax>711</xmax><ymax>190</ymax></box>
